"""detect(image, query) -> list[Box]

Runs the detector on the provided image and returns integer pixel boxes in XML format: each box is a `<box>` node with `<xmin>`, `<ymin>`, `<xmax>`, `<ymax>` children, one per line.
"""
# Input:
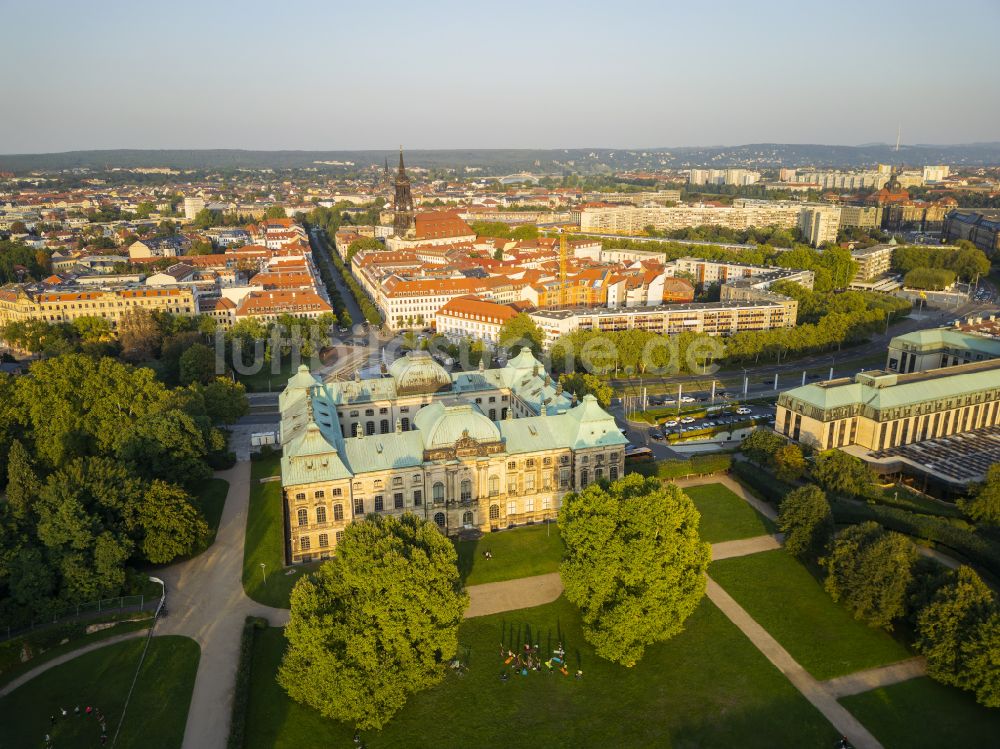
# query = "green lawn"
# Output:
<box><xmin>454</xmin><ymin>523</ymin><xmax>564</xmax><ymax>586</ymax></box>
<box><xmin>0</xmin><ymin>635</ymin><xmax>199</xmax><ymax>749</ymax></box>
<box><xmin>242</xmin><ymin>456</ymin><xmax>317</xmax><ymax>607</ymax></box>
<box><xmin>710</xmin><ymin>550</ymin><xmax>911</xmax><ymax>680</ymax></box>
<box><xmin>840</xmin><ymin>677</ymin><xmax>1000</xmax><ymax>749</ymax></box>
<box><xmin>684</xmin><ymin>483</ymin><xmax>775</xmax><ymax>544</ymax></box>
<box><xmin>191</xmin><ymin>477</ymin><xmax>229</xmax><ymax>554</ymax></box>
<box><xmin>244</xmin><ymin>596</ymin><xmax>840</xmax><ymax>749</ymax></box>
<box><xmin>236</xmin><ymin>359</ymin><xmax>297</xmax><ymax>393</ymax></box>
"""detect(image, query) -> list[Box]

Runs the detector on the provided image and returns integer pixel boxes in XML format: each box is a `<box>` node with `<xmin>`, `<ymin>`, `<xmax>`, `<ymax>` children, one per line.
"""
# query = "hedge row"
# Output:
<box><xmin>634</xmin><ymin>453</ymin><xmax>733</xmax><ymax>480</ymax></box>
<box><xmin>730</xmin><ymin>461</ymin><xmax>1000</xmax><ymax>578</ymax></box>
<box><xmin>227</xmin><ymin>616</ymin><xmax>268</xmax><ymax>749</ymax></box>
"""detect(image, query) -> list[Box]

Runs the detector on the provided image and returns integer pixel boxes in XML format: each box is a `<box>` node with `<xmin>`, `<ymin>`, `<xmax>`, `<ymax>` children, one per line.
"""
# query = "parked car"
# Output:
<box><xmin>664</xmin><ymin>420</ymin><xmax>678</xmax><ymax>427</ymax></box>
<box><xmin>650</xmin><ymin>433</ymin><xmax>665</xmax><ymax>441</ymax></box>
<box><xmin>736</xmin><ymin>407</ymin><xmax>752</xmax><ymax>415</ymax></box>
<box><xmin>680</xmin><ymin>396</ymin><xmax>695</xmax><ymax>403</ymax></box>
<box><xmin>680</xmin><ymin>417</ymin><xmax>695</xmax><ymax>424</ymax></box>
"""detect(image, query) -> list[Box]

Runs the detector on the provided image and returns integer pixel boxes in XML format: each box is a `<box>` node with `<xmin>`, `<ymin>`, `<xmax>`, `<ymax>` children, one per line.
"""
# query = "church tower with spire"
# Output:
<box><xmin>392</xmin><ymin>146</ymin><xmax>414</xmax><ymax>237</ymax></box>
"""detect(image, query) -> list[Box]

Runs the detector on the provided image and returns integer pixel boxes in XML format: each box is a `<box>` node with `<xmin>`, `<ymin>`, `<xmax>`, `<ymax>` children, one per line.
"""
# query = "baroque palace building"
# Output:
<box><xmin>279</xmin><ymin>348</ymin><xmax>627</xmax><ymax>563</ymax></box>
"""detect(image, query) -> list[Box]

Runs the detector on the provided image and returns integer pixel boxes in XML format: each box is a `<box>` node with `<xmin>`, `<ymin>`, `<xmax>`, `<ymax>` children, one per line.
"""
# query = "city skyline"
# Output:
<box><xmin>1</xmin><ymin>0</ymin><xmax>999</xmax><ymax>153</ymax></box>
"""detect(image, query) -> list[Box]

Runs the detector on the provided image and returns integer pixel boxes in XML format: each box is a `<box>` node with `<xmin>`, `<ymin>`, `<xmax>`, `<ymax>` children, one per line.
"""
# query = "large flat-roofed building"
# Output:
<box><xmin>839</xmin><ymin>205</ymin><xmax>883</xmax><ymax>231</ymax></box>
<box><xmin>851</xmin><ymin>243</ymin><xmax>895</xmax><ymax>282</ymax></box>
<box><xmin>529</xmin><ymin>296</ymin><xmax>797</xmax><ymax>346</ymax></box>
<box><xmin>579</xmin><ymin>200</ymin><xmax>806</xmax><ymax>235</ymax></box>
<box><xmin>279</xmin><ymin>349</ymin><xmax>626</xmax><ymax>563</ymax></box>
<box><xmin>885</xmin><ymin>325</ymin><xmax>1000</xmax><ymax>374</ymax></box>
<box><xmin>798</xmin><ymin>205</ymin><xmax>842</xmax><ymax>247</ymax></box>
<box><xmin>942</xmin><ymin>210</ymin><xmax>1000</xmax><ymax>256</ymax></box>
<box><xmin>775</xmin><ymin>359</ymin><xmax>1000</xmax><ymax>453</ymax></box>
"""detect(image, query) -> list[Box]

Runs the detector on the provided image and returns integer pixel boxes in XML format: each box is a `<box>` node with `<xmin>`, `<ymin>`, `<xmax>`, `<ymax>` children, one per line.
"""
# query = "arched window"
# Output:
<box><xmin>489</xmin><ymin>504</ymin><xmax>500</xmax><ymax>520</ymax></box>
<box><xmin>297</xmin><ymin>508</ymin><xmax>308</xmax><ymax>526</ymax></box>
<box><xmin>434</xmin><ymin>512</ymin><xmax>446</xmax><ymax>528</ymax></box>
<box><xmin>380</xmin><ymin>419</ymin><xmax>389</xmax><ymax>433</ymax></box>
<box><xmin>433</xmin><ymin>482</ymin><xmax>444</xmax><ymax>503</ymax></box>
<box><xmin>609</xmin><ymin>466</ymin><xmax>618</xmax><ymax>481</ymax></box>
<box><xmin>351</xmin><ymin>423</ymin><xmax>359</xmax><ymax>436</ymax></box>
<box><xmin>489</xmin><ymin>409</ymin><xmax>496</xmax><ymax>420</ymax></box>
<box><xmin>366</xmin><ymin>421</ymin><xmax>375</xmax><ymax>435</ymax></box>
<box><xmin>460</xmin><ymin>479</ymin><xmax>472</xmax><ymax>502</ymax></box>
<box><xmin>489</xmin><ymin>475</ymin><xmax>499</xmax><ymax>496</ymax></box>
<box><xmin>315</xmin><ymin>506</ymin><xmax>327</xmax><ymax>524</ymax></box>
<box><xmin>333</xmin><ymin>503</ymin><xmax>344</xmax><ymax>521</ymax></box>
<box><xmin>580</xmin><ymin>469</ymin><xmax>589</xmax><ymax>487</ymax></box>
<box><xmin>594</xmin><ymin>467</ymin><xmax>603</xmax><ymax>482</ymax></box>
<box><xmin>318</xmin><ymin>533</ymin><xmax>329</xmax><ymax>548</ymax></box>
<box><xmin>401</xmin><ymin>417</ymin><xmax>410</xmax><ymax>430</ymax></box>
<box><xmin>462</xmin><ymin>510</ymin><xmax>473</xmax><ymax>525</ymax></box>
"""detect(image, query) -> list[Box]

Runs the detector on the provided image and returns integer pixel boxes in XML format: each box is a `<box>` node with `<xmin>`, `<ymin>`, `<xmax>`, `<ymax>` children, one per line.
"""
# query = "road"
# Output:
<box><xmin>608</xmin><ymin>298</ymin><xmax>999</xmax><ymax>398</ymax></box>
<box><xmin>308</xmin><ymin>226</ymin><xmax>366</xmax><ymax>328</ymax></box>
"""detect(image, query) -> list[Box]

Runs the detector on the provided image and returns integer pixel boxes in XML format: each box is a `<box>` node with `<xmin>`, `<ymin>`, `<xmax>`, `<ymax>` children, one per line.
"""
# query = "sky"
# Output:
<box><xmin>1</xmin><ymin>0</ymin><xmax>999</xmax><ymax>153</ymax></box>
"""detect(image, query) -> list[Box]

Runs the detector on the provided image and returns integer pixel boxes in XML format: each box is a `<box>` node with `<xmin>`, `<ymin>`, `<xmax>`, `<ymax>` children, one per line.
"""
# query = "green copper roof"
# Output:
<box><xmin>341</xmin><ymin>431</ymin><xmax>426</xmax><ymax>474</ymax></box>
<box><xmin>413</xmin><ymin>402</ymin><xmax>501</xmax><ymax>448</ymax></box>
<box><xmin>780</xmin><ymin>360</ymin><xmax>1000</xmax><ymax>417</ymax></box>
<box><xmin>890</xmin><ymin>328</ymin><xmax>1000</xmax><ymax>356</ymax></box>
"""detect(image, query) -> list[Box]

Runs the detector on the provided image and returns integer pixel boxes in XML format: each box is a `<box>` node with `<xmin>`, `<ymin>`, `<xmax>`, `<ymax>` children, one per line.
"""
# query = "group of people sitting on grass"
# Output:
<box><xmin>498</xmin><ymin>641</ymin><xmax>582</xmax><ymax>680</ymax></box>
<box><xmin>45</xmin><ymin>704</ymin><xmax>109</xmax><ymax>746</ymax></box>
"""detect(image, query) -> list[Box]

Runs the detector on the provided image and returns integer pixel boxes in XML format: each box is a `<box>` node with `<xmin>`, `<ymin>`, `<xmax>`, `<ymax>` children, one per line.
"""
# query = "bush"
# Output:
<box><xmin>251</xmin><ymin>444</ymin><xmax>281</xmax><ymax>462</ymax></box>
<box><xmin>632</xmin><ymin>453</ymin><xmax>732</xmax><ymax>479</ymax></box>
<box><xmin>778</xmin><ymin>485</ymin><xmax>833</xmax><ymax>559</ymax></box>
<box><xmin>228</xmin><ymin>616</ymin><xmax>268</xmax><ymax>749</ymax></box>
<box><xmin>207</xmin><ymin>450</ymin><xmax>237</xmax><ymax>470</ymax></box>
<box><xmin>731</xmin><ymin>460</ymin><xmax>795</xmax><ymax>507</ymax></box>
<box><xmin>829</xmin><ymin>499</ymin><xmax>1000</xmax><ymax>579</ymax></box>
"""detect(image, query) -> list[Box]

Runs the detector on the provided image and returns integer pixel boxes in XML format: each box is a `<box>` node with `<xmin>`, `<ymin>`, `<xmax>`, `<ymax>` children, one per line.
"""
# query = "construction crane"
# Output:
<box><xmin>559</xmin><ymin>234</ymin><xmax>568</xmax><ymax>308</ymax></box>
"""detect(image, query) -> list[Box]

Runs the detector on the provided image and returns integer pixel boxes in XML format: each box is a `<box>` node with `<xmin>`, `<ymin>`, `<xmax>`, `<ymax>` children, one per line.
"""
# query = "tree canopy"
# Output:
<box><xmin>559</xmin><ymin>475</ymin><xmax>710</xmax><ymax>666</ymax></box>
<box><xmin>822</xmin><ymin>521</ymin><xmax>916</xmax><ymax>629</ymax></box>
<box><xmin>916</xmin><ymin>566</ymin><xmax>1000</xmax><ymax>707</ymax></box>
<box><xmin>960</xmin><ymin>464</ymin><xmax>1000</xmax><ymax>526</ymax></box>
<box><xmin>778</xmin><ymin>485</ymin><xmax>833</xmax><ymax>559</ymax></box>
<box><xmin>812</xmin><ymin>450</ymin><xmax>879</xmax><ymax>498</ymax></box>
<box><xmin>278</xmin><ymin>514</ymin><xmax>467</xmax><ymax>729</ymax></box>
<box><xmin>559</xmin><ymin>372</ymin><xmax>614</xmax><ymax>408</ymax></box>
<box><xmin>498</xmin><ymin>313</ymin><xmax>544</xmax><ymax>357</ymax></box>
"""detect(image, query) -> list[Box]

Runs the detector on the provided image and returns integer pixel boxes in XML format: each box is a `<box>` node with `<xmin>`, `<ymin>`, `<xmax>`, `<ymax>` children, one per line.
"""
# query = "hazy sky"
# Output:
<box><xmin>2</xmin><ymin>0</ymin><xmax>998</xmax><ymax>153</ymax></box>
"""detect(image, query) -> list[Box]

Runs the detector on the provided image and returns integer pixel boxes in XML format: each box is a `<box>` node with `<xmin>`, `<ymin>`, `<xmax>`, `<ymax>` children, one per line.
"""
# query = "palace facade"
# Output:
<box><xmin>279</xmin><ymin>349</ymin><xmax>627</xmax><ymax>563</ymax></box>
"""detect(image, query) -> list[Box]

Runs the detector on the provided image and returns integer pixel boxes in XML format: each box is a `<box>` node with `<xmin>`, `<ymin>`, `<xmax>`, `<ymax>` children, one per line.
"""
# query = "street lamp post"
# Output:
<box><xmin>260</xmin><ymin>563</ymin><xmax>267</xmax><ymax>586</ymax></box>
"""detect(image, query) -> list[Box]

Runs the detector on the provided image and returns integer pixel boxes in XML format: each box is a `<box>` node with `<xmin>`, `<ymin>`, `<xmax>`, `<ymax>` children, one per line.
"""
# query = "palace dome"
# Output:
<box><xmin>388</xmin><ymin>351</ymin><xmax>452</xmax><ymax>395</ymax></box>
<box><xmin>414</xmin><ymin>402</ymin><xmax>501</xmax><ymax>449</ymax></box>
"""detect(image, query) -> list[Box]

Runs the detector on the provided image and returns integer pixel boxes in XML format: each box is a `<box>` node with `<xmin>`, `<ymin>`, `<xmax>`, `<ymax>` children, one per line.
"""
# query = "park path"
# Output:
<box><xmin>0</xmin><ymin>630</ymin><xmax>148</xmax><ymax>698</ymax></box>
<box><xmin>156</xmin><ymin>461</ymin><xmax>289</xmax><ymax>749</ymax></box>
<box><xmin>711</xmin><ymin>534</ymin><xmax>782</xmax><ymax>560</ymax></box>
<box><xmin>705</xmin><ymin>577</ymin><xmax>884</xmax><ymax>749</ymax></box>
<box><xmin>823</xmin><ymin>658</ymin><xmax>928</xmax><ymax>699</ymax></box>
<box><xmin>465</xmin><ymin>573</ymin><xmax>563</xmax><ymax>618</ymax></box>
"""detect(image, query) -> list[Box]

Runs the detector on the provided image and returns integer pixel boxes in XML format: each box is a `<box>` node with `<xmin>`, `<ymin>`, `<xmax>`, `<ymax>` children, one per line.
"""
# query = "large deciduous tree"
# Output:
<box><xmin>278</xmin><ymin>514</ymin><xmax>467</xmax><ymax>730</ymax></box>
<box><xmin>822</xmin><ymin>521</ymin><xmax>916</xmax><ymax>629</ymax></box>
<box><xmin>559</xmin><ymin>475</ymin><xmax>710</xmax><ymax>666</ymax></box>
<box><xmin>812</xmin><ymin>450</ymin><xmax>879</xmax><ymax>498</ymax></box>
<box><xmin>960</xmin><ymin>465</ymin><xmax>1000</xmax><ymax>526</ymax></box>
<box><xmin>498</xmin><ymin>313</ymin><xmax>544</xmax><ymax>356</ymax></box>
<box><xmin>778</xmin><ymin>485</ymin><xmax>833</xmax><ymax>559</ymax></box>
<box><xmin>916</xmin><ymin>566</ymin><xmax>1000</xmax><ymax>707</ymax></box>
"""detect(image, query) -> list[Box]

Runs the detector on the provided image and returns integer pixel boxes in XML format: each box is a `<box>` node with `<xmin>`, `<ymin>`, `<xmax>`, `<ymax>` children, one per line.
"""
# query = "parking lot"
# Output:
<box><xmin>650</xmin><ymin>402</ymin><xmax>775</xmax><ymax>442</ymax></box>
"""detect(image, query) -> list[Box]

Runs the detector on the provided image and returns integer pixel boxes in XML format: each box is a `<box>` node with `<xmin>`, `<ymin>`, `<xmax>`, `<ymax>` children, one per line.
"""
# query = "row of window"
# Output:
<box><xmin>299</xmin><ymin>530</ymin><xmax>344</xmax><ymax>551</ymax></box>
